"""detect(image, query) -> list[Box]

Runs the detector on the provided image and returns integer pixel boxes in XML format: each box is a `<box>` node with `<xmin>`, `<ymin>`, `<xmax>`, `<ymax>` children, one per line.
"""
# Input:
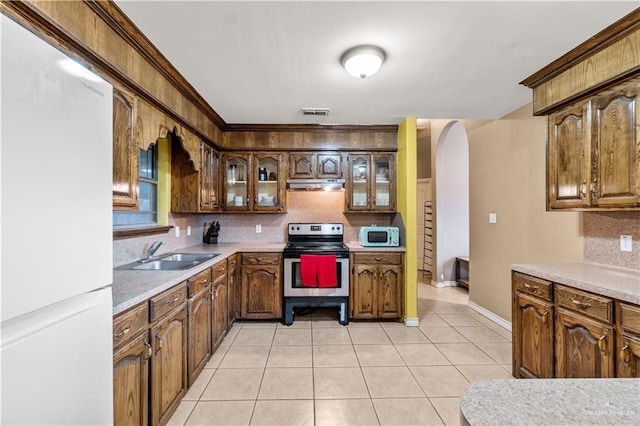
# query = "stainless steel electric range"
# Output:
<box><xmin>283</xmin><ymin>223</ymin><xmax>349</xmax><ymax>325</ymax></box>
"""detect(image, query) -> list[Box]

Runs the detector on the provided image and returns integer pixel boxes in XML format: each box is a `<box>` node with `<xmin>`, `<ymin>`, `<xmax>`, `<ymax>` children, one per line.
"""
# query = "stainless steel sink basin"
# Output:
<box><xmin>158</xmin><ymin>253</ymin><xmax>218</xmax><ymax>262</ymax></box>
<box><xmin>132</xmin><ymin>260</ymin><xmax>201</xmax><ymax>270</ymax></box>
<box><xmin>116</xmin><ymin>252</ymin><xmax>220</xmax><ymax>271</ymax></box>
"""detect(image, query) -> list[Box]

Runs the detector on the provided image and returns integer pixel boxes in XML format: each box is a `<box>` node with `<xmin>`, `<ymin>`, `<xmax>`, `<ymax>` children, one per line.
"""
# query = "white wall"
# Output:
<box><xmin>435</xmin><ymin>122</ymin><xmax>469</xmax><ymax>283</ymax></box>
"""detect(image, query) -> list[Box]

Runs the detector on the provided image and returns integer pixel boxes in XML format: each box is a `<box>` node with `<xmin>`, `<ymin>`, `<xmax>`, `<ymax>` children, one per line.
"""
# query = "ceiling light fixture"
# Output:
<box><xmin>340</xmin><ymin>45</ymin><xmax>386</xmax><ymax>79</ymax></box>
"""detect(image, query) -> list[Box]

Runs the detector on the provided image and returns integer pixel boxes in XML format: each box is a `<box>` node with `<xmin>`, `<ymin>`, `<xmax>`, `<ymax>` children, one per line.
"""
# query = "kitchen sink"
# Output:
<box><xmin>158</xmin><ymin>253</ymin><xmax>218</xmax><ymax>262</ymax></box>
<box><xmin>132</xmin><ymin>260</ymin><xmax>201</xmax><ymax>270</ymax></box>
<box><xmin>116</xmin><ymin>252</ymin><xmax>220</xmax><ymax>271</ymax></box>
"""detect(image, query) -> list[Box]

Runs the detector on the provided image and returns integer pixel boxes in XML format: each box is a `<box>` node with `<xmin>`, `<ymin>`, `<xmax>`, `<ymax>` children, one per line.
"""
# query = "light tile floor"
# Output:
<box><xmin>168</xmin><ymin>276</ymin><xmax>513</xmax><ymax>426</ymax></box>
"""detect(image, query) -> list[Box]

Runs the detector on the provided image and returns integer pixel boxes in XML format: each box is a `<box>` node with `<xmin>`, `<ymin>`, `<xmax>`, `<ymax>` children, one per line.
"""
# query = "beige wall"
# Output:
<box><xmin>466</xmin><ymin>104</ymin><xmax>583</xmax><ymax>322</ymax></box>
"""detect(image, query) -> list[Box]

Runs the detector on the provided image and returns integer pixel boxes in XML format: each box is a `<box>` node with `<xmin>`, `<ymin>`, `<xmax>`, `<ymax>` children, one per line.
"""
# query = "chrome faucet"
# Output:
<box><xmin>145</xmin><ymin>240</ymin><xmax>164</xmax><ymax>260</ymax></box>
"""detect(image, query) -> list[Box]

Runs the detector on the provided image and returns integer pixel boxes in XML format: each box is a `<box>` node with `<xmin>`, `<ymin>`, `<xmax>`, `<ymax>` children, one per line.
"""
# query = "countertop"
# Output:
<box><xmin>460</xmin><ymin>378</ymin><xmax>640</xmax><ymax>425</ymax></box>
<box><xmin>512</xmin><ymin>263</ymin><xmax>640</xmax><ymax>305</ymax></box>
<box><xmin>112</xmin><ymin>242</ymin><xmax>284</xmax><ymax>315</ymax></box>
<box><xmin>113</xmin><ymin>242</ymin><xmax>406</xmax><ymax>315</ymax></box>
<box><xmin>345</xmin><ymin>242</ymin><xmax>406</xmax><ymax>252</ymax></box>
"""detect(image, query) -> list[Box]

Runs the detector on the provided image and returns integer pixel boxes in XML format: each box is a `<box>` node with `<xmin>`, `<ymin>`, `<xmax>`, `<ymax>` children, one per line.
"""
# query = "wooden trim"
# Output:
<box><xmin>113</xmin><ymin>225</ymin><xmax>173</xmax><ymax>240</ymax></box>
<box><xmin>86</xmin><ymin>1</ymin><xmax>226</xmax><ymax>130</ymax></box>
<box><xmin>521</xmin><ymin>7</ymin><xmax>640</xmax><ymax>87</ymax></box>
<box><xmin>224</xmin><ymin>124</ymin><xmax>399</xmax><ymax>132</ymax></box>
<box><xmin>0</xmin><ymin>1</ymin><xmax>222</xmax><ymax>148</ymax></box>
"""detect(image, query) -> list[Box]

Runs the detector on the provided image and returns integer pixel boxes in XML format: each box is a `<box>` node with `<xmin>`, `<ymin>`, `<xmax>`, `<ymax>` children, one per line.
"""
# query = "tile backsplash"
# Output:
<box><xmin>583</xmin><ymin>211</ymin><xmax>640</xmax><ymax>270</ymax></box>
<box><xmin>113</xmin><ymin>191</ymin><xmax>395</xmax><ymax>267</ymax></box>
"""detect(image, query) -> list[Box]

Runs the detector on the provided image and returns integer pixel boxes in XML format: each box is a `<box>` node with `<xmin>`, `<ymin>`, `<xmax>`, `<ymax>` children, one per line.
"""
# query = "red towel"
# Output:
<box><xmin>317</xmin><ymin>255</ymin><xmax>337</xmax><ymax>288</ymax></box>
<box><xmin>300</xmin><ymin>254</ymin><xmax>318</xmax><ymax>287</ymax></box>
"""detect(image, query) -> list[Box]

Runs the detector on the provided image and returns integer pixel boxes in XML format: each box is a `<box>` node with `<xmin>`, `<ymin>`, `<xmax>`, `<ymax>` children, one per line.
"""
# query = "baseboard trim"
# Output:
<box><xmin>404</xmin><ymin>317</ymin><xmax>419</xmax><ymax>327</ymax></box>
<box><xmin>468</xmin><ymin>301</ymin><xmax>512</xmax><ymax>331</ymax></box>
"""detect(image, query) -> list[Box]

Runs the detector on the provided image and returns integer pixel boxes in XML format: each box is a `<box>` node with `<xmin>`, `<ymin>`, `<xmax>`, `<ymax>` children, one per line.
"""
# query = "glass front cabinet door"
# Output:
<box><xmin>222</xmin><ymin>153</ymin><xmax>250</xmax><ymax>211</ymax></box>
<box><xmin>346</xmin><ymin>152</ymin><xmax>395</xmax><ymax>212</ymax></box>
<box><xmin>254</xmin><ymin>153</ymin><xmax>285</xmax><ymax>212</ymax></box>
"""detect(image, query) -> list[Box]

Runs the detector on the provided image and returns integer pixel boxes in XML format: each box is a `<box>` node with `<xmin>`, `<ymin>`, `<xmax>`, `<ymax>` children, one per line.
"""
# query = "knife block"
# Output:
<box><xmin>203</xmin><ymin>234</ymin><xmax>218</xmax><ymax>244</ymax></box>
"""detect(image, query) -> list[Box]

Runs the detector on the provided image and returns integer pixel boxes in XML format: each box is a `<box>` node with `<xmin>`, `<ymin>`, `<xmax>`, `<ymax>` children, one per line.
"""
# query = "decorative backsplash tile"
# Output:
<box><xmin>583</xmin><ymin>211</ymin><xmax>640</xmax><ymax>270</ymax></box>
<box><xmin>113</xmin><ymin>191</ymin><xmax>395</xmax><ymax>266</ymax></box>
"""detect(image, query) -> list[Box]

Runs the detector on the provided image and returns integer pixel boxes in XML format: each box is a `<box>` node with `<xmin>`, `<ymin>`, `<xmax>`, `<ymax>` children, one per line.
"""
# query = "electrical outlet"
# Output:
<box><xmin>620</xmin><ymin>235</ymin><xmax>632</xmax><ymax>252</ymax></box>
<box><xmin>256</xmin><ymin>224</ymin><xmax>262</xmax><ymax>233</ymax></box>
<box><xmin>187</xmin><ymin>225</ymin><xmax>192</xmax><ymax>236</ymax></box>
<box><xmin>489</xmin><ymin>213</ymin><xmax>497</xmax><ymax>224</ymax></box>
<box><xmin>175</xmin><ymin>226</ymin><xmax>180</xmax><ymax>237</ymax></box>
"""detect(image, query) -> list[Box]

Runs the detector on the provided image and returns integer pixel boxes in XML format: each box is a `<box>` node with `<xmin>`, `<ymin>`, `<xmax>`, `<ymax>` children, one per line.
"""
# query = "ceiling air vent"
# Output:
<box><xmin>302</xmin><ymin>108</ymin><xmax>330</xmax><ymax>116</ymax></box>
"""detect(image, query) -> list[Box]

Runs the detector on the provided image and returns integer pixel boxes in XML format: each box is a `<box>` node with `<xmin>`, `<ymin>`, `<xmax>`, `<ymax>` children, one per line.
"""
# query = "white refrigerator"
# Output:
<box><xmin>1</xmin><ymin>15</ymin><xmax>113</xmax><ymax>425</ymax></box>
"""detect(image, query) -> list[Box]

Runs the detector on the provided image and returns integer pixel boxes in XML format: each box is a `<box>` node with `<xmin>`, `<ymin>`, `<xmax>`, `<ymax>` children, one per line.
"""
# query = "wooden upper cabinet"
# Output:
<box><xmin>112</xmin><ymin>88</ymin><xmax>138</xmax><ymax>210</ymax></box>
<box><xmin>346</xmin><ymin>152</ymin><xmax>396</xmax><ymax>212</ymax></box>
<box><xmin>288</xmin><ymin>152</ymin><xmax>343</xmax><ymax>179</ymax></box>
<box><xmin>591</xmin><ymin>82</ymin><xmax>640</xmax><ymax>209</ymax></box>
<box><xmin>171</xmin><ymin>140</ymin><xmax>219</xmax><ymax>213</ymax></box>
<box><xmin>548</xmin><ymin>103</ymin><xmax>591</xmax><ymax>209</ymax></box>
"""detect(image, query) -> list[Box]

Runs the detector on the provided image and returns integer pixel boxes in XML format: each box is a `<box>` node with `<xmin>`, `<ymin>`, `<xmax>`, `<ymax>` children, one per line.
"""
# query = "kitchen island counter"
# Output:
<box><xmin>460</xmin><ymin>378</ymin><xmax>640</xmax><ymax>425</ymax></box>
<box><xmin>512</xmin><ymin>262</ymin><xmax>640</xmax><ymax>305</ymax></box>
<box><xmin>112</xmin><ymin>242</ymin><xmax>284</xmax><ymax>315</ymax></box>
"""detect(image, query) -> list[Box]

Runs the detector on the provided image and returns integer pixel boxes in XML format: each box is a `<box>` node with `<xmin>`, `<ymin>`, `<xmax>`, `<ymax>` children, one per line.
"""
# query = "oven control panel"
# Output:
<box><xmin>288</xmin><ymin>223</ymin><xmax>343</xmax><ymax>235</ymax></box>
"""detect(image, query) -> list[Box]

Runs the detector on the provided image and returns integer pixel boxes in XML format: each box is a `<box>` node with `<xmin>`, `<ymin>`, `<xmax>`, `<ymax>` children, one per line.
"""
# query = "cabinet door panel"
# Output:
<box><xmin>351</xmin><ymin>264</ymin><xmax>377</xmax><ymax>319</ymax></box>
<box><xmin>317</xmin><ymin>153</ymin><xmax>342</xmax><ymax>178</ymax></box>
<box><xmin>213</xmin><ymin>282</ymin><xmax>228</xmax><ymax>348</ymax></box>
<box><xmin>592</xmin><ymin>85</ymin><xmax>640</xmax><ymax>208</ymax></box>
<box><xmin>151</xmin><ymin>307</ymin><xmax>188</xmax><ymax>425</ymax></box>
<box><xmin>513</xmin><ymin>293</ymin><xmax>554</xmax><ymax>378</ymax></box>
<box><xmin>555</xmin><ymin>308</ymin><xmax>614</xmax><ymax>378</ymax></box>
<box><xmin>548</xmin><ymin>104</ymin><xmax>590</xmax><ymax>209</ymax></box>
<box><xmin>289</xmin><ymin>153</ymin><xmax>315</xmax><ymax>179</ymax></box>
<box><xmin>617</xmin><ymin>333</ymin><xmax>640</xmax><ymax>378</ymax></box>
<box><xmin>188</xmin><ymin>289</ymin><xmax>212</xmax><ymax>386</ymax></box>
<box><xmin>113</xmin><ymin>89</ymin><xmax>138</xmax><ymax>210</ymax></box>
<box><xmin>113</xmin><ymin>333</ymin><xmax>149</xmax><ymax>426</ymax></box>
<box><xmin>241</xmin><ymin>265</ymin><xmax>282</xmax><ymax>319</ymax></box>
<box><xmin>377</xmin><ymin>265</ymin><xmax>402</xmax><ymax>318</ymax></box>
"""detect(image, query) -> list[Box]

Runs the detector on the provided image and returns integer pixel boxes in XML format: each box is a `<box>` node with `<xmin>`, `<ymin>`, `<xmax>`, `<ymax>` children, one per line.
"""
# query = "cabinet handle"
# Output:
<box><xmin>598</xmin><ymin>334</ymin><xmax>607</xmax><ymax>355</ymax></box>
<box><xmin>524</xmin><ymin>283</ymin><xmax>539</xmax><ymax>291</ymax></box>
<box><xmin>166</xmin><ymin>296</ymin><xmax>179</xmax><ymax>306</ymax></box>
<box><xmin>591</xmin><ymin>178</ymin><xmax>599</xmax><ymax>196</ymax></box>
<box><xmin>199</xmin><ymin>279</ymin><xmax>209</xmax><ymax>285</ymax></box>
<box><xmin>580</xmin><ymin>180</ymin><xmax>587</xmax><ymax>197</ymax></box>
<box><xmin>620</xmin><ymin>343</ymin><xmax>630</xmax><ymax>364</ymax></box>
<box><xmin>155</xmin><ymin>334</ymin><xmax>162</xmax><ymax>352</ymax></box>
<box><xmin>571</xmin><ymin>298</ymin><xmax>591</xmax><ymax>309</ymax></box>
<box><xmin>374</xmin><ymin>257</ymin><xmax>382</xmax><ymax>261</ymax></box>
<box><xmin>114</xmin><ymin>324</ymin><xmax>131</xmax><ymax>338</ymax></box>
<box><xmin>145</xmin><ymin>342</ymin><xmax>152</xmax><ymax>359</ymax></box>
<box><xmin>541</xmin><ymin>310</ymin><xmax>549</xmax><ymax>324</ymax></box>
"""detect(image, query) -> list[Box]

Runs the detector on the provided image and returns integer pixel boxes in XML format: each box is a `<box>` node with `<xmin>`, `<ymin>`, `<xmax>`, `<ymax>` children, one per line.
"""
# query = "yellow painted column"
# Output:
<box><xmin>156</xmin><ymin>137</ymin><xmax>171</xmax><ymax>226</ymax></box>
<box><xmin>397</xmin><ymin>117</ymin><xmax>418</xmax><ymax>324</ymax></box>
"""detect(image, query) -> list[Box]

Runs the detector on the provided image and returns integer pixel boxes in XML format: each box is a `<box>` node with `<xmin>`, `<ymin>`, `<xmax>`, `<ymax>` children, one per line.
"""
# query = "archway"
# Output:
<box><xmin>435</xmin><ymin>121</ymin><xmax>469</xmax><ymax>285</ymax></box>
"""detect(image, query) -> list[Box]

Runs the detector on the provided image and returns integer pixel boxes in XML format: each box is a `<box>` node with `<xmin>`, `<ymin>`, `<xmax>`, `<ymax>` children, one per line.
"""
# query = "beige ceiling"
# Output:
<box><xmin>115</xmin><ymin>1</ymin><xmax>638</xmax><ymax>126</ymax></box>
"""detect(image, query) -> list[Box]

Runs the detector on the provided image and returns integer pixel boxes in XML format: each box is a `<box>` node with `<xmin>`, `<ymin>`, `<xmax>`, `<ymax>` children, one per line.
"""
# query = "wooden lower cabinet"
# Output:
<box><xmin>227</xmin><ymin>254</ymin><xmax>239</xmax><ymax>326</ymax></box>
<box><xmin>151</xmin><ymin>304</ymin><xmax>188</xmax><ymax>425</ymax></box>
<box><xmin>616</xmin><ymin>301</ymin><xmax>640</xmax><ymax>378</ymax></box>
<box><xmin>240</xmin><ymin>252</ymin><xmax>282</xmax><ymax>319</ymax></box>
<box><xmin>350</xmin><ymin>252</ymin><xmax>403</xmax><ymax>319</ymax></box>
<box><xmin>113</xmin><ymin>332</ymin><xmax>150</xmax><ymax>426</ymax></box>
<box><xmin>212</xmin><ymin>260</ymin><xmax>229</xmax><ymax>348</ymax></box>
<box><xmin>187</xmin><ymin>285</ymin><xmax>212</xmax><ymax>386</ymax></box>
<box><xmin>512</xmin><ymin>292</ymin><xmax>554</xmax><ymax>378</ymax></box>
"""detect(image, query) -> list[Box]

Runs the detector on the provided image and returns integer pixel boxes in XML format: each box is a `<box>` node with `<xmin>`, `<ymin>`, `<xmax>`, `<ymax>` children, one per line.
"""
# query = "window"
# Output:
<box><xmin>113</xmin><ymin>145</ymin><xmax>158</xmax><ymax>227</ymax></box>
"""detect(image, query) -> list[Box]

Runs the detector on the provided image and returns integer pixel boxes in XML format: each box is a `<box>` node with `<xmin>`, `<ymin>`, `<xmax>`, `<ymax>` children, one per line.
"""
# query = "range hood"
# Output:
<box><xmin>287</xmin><ymin>178</ymin><xmax>345</xmax><ymax>191</ymax></box>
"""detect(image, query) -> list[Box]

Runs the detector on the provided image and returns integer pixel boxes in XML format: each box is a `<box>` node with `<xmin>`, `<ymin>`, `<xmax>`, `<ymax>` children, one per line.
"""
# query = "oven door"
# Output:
<box><xmin>284</xmin><ymin>257</ymin><xmax>349</xmax><ymax>297</ymax></box>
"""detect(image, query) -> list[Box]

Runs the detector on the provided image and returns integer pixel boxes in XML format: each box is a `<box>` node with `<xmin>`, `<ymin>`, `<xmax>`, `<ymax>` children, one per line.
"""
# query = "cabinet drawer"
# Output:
<box><xmin>149</xmin><ymin>282</ymin><xmax>187</xmax><ymax>322</ymax></box>
<box><xmin>113</xmin><ymin>303</ymin><xmax>149</xmax><ymax>350</ymax></box>
<box><xmin>513</xmin><ymin>272</ymin><xmax>553</xmax><ymax>302</ymax></box>
<box><xmin>556</xmin><ymin>284</ymin><xmax>613</xmax><ymax>323</ymax></box>
<box><xmin>619</xmin><ymin>302</ymin><xmax>640</xmax><ymax>334</ymax></box>
<box><xmin>242</xmin><ymin>252</ymin><xmax>282</xmax><ymax>266</ymax></box>
<box><xmin>353</xmin><ymin>252</ymin><xmax>403</xmax><ymax>265</ymax></box>
<box><xmin>213</xmin><ymin>259</ymin><xmax>227</xmax><ymax>280</ymax></box>
<box><xmin>188</xmin><ymin>268</ymin><xmax>211</xmax><ymax>297</ymax></box>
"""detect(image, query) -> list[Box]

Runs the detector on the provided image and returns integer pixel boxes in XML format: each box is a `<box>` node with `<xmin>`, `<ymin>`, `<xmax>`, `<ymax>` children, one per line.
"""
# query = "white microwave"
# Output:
<box><xmin>359</xmin><ymin>226</ymin><xmax>400</xmax><ymax>247</ymax></box>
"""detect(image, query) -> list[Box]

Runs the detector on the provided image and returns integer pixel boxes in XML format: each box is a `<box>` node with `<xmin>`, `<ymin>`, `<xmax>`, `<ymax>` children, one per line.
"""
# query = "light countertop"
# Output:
<box><xmin>460</xmin><ymin>378</ymin><xmax>640</xmax><ymax>425</ymax></box>
<box><xmin>512</xmin><ymin>263</ymin><xmax>640</xmax><ymax>305</ymax></box>
<box><xmin>112</xmin><ymin>242</ymin><xmax>284</xmax><ymax>315</ymax></box>
<box><xmin>345</xmin><ymin>242</ymin><xmax>406</xmax><ymax>252</ymax></box>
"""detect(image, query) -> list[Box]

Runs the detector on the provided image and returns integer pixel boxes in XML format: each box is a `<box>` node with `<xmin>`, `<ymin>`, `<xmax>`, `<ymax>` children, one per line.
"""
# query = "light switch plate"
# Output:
<box><xmin>489</xmin><ymin>213</ymin><xmax>497</xmax><ymax>224</ymax></box>
<box><xmin>256</xmin><ymin>224</ymin><xmax>262</xmax><ymax>233</ymax></box>
<box><xmin>187</xmin><ymin>225</ymin><xmax>192</xmax><ymax>236</ymax></box>
<box><xmin>620</xmin><ymin>235</ymin><xmax>632</xmax><ymax>252</ymax></box>
<box><xmin>175</xmin><ymin>226</ymin><xmax>180</xmax><ymax>237</ymax></box>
